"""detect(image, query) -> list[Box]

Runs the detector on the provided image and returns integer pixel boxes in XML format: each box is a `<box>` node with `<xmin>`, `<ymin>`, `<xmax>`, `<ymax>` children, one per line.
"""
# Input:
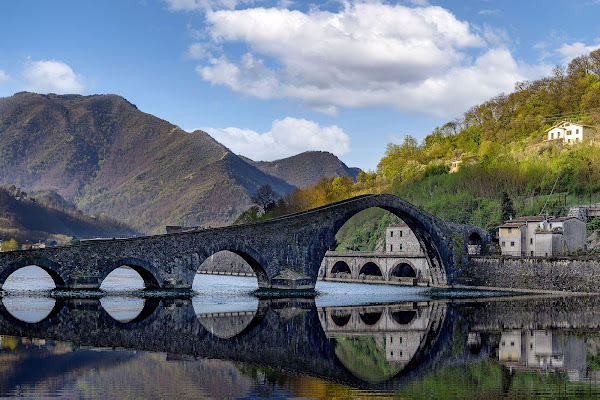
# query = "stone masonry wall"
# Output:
<box><xmin>464</xmin><ymin>256</ymin><xmax>600</xmax><ymax>293</ymax></box>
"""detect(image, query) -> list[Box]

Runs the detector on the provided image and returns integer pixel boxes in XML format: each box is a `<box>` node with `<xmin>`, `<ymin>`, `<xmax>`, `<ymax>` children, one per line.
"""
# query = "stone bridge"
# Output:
<box><xmin>0</xmin><ymin>194</ymin><xmax>489</xmax><ymax>291</ymax></box>
<box><xmin>320</xmin><ymin>251</ymin><xmax>430</xmax><ymax>285</ymax></box>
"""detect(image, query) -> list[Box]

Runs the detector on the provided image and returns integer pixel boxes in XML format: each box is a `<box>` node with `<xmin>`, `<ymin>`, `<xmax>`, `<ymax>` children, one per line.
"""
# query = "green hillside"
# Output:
<box><xmin>0</xmin><ymin>185</ymin><xmax>136</xmax><ymax>246</ymax></box>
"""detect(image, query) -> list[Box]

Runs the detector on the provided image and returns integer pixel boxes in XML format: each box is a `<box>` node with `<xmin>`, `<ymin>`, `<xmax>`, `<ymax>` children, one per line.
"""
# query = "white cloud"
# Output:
<box><xmin>556</xmin><ymin>41</ymin><xmax>600</xmax><ymax>64</ymax></box>
<box><xmin>0</xmin><ymin>70</ymin><xmax>9</xmax><ymax>82</ymax></box>
<box><xmin>163</xmin><ymin>0</ymin><xmax>258</xmax><ymax>11</ymax></box>
<box><xmin>202</xmin><ymin>117</ymin><xmax>351</xmax><ymax>161</ymax></box>
<box><xmin>187</xmin><ymin>42</ymin><xmax>210</xmax><ymax>59</ymax></box>
<box><xmin>478</xmin><ymin>9</ymin><xmax>500</xmax><ymax>15</ymax></box>
<box><xmin>193</xmin><ymin>1</ymin><xmax>540</xmax><ymax>117</ymax></box>
<box><xmin>23</xmin><ymin>60</ymin><xmax>86</xmax><ymax>94</ymax></box>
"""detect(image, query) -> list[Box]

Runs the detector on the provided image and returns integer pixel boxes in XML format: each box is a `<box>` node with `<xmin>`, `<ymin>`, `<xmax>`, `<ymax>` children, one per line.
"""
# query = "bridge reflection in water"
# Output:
<box><xmin>2</xmin><ymin>295</ymin><xmax>600</xmax><ymax>396</ymax></box>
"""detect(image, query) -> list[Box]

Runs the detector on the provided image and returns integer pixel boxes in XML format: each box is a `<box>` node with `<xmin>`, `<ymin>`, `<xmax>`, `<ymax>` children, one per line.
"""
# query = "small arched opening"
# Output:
<box><xmin>359</xmin><ymin>262</ymin><xmax>382</xmax><ymax>279</ymax></box>
<box><xmin>359</xmin><ymin>311</ymin><xmax>382</xmax><ymax>326</ymax></box>
<box><xmin>331</xmin><ymin>311</ymin><xmax>352</xmax><ymax>327</ymax></box>
<box><xmin>467</xmin><ymin>232</ymin><xmax>483</xmax><ymax>255</ymax></box>
<box><xmin>330</xmin><ymin>261</ymin><xmax>351</xmax><ymax>277</ymax></box>
<box><xmin>468</xmin><ymin>232</ymin><xmax>483</xmax><ymax>246</ymax></box>
<box><xmin>391</xmin><ymin>310</ymin><xmax>417</xmax><ymax>325</ymax></box>
<box><xmin>193</xmin><ymin>249</ymin><xmax>268</xmax><ymax>291</ymax></box>
<box><xmin>391</xmin><ymin>262</ymin><xmax>417</xmax><ymax>278</ymax></box>
<box><xmin>1</xmin><ymin>262</ymin><xmax>66</xmax><ymax>292</ymax></box>
<box><xmin>100</xmin><ymin>297</ymin><xmax>146</xmax><ymax>323</ymax></box>
<box><xmin>1</xmin><ymin>297</ymin><xmax>58</xmax><ymax>323</ymax></box>
<box><xmin>99</xmin><ymin>259</ymin><xmax>161</xmax><ymax>291</ymax></box>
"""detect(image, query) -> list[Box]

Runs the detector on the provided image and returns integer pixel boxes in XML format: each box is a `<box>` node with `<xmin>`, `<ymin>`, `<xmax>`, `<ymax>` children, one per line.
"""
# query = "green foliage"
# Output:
<box><xmin>2</xmin><ymin>238</ymin><xmax>18</xmax><ymax>251</ymax></box>
<box><xmin>334</xmin><ymin>336</ymin><xmax>403</xmax><ymax>383</ymax></box>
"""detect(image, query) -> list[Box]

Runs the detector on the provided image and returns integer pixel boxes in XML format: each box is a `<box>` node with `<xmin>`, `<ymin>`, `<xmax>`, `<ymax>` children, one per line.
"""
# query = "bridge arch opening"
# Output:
<box><xmin>319</xmin><ymin>196</ymin><xmax>451</xmax><ymax>287</ymax></box>
<box><xmin>330</xmin><ymin>261</ymin><xmax>351</xmax><ymax>276</ymax></box>
<box><xmin>2</xmin><ymin>296</ymin><xmax>58</xmax><ymax>323</ymax></box>
<box><xmin>193</xmin><ymin>250</ymin><xmax>268</xmax><ymax>290</ymax></box>
<box><xmin>359</xmin><ymin>262</ymin><xmax>382</xmax><ymax>278</ymax></box>
<box><xmin>391</xmin><ymin>310</ymin><xmax>417</xmax><ymax>325</ymax></box>
<box><xmin>100</xmin><ymin>266</ymin><xmax>146</xmax><ymax>291</ymax></box>
<box><xmin>99</xmin><ymin>259</ymin><xmax>161</xmax><ymax>290</ymax></box>
<box><xmin>359</xmin><ymin>311</ymin><xmax>382</xmax><ymax>326</ymax></box>
<box><xmin>331</xmin><ymin>310</ymin><xmax>352</xmax><ymax>327</ymax></box>
<box><xmin>0</xmin><ymin>263</ymin><xmax>66</xmax><ymax>291</ymax></box>
<box><xmin>100</xmin><ymin>297</ymin><xmax>146</xmax><ymax>323</ymax></box>
<box><xmin>468</xmin><ymin>232</ymin><xmax>482</xmax><ymax>245</ymax></box>
<box><xmin>391</xmin><ymin>262</ymin><xmax>417</xmax><ymax>278</ymax></box>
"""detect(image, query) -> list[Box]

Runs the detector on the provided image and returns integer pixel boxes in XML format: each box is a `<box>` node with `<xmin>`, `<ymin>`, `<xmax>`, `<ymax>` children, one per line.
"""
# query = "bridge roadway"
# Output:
<box><xmin>0</xmin><ymin>194</ymin><xmax>489</xmax><ymax>291</ymax></box>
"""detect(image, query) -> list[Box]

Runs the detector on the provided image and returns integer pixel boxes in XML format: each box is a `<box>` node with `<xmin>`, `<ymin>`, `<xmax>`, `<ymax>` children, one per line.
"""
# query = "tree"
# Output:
<box><xmin>250</xmin><ymin>184</ymin><xmax>280</xmax><ymax>213</ymax></box>
<box><xmin>2</xmin><ymin>238</ymin><xmax>19</xmax><ymax>252</ymax></box>
<box><xmin>500</xmin><ymin>192</ymin><xmax>515</xmax><ymax>222</ymax></box>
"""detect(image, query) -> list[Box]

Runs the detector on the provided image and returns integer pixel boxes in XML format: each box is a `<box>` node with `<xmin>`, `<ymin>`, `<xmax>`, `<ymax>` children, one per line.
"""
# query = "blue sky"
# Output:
<box><xmin>1</xmin><ymin>0</ymin><xmax>599</xmax><ymax>171</ymax></box>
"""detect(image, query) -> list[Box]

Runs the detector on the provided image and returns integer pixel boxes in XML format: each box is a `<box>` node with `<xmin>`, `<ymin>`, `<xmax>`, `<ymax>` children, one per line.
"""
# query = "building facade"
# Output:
<box><xmin>498</xmin><ymin>216</ymin><xmax>586</xmax><ymax>256</ymax></box>
<box><xmin>546</xmin><ymin>121</ymin><xmax>595</xmax><ymax>145</ymax></box>
<box><xmin>385</xmin><ymin>224</ymin><xmax>424</xmax><ymax>255</ymax></box>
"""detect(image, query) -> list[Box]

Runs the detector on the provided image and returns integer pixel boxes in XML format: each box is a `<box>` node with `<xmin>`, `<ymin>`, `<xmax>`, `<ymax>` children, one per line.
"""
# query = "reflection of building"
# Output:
<box><xmin>498</xmin><ymin>216</ymin><xmax>586</xmax><ymax>256</ymax></box>
<box><xmin>498</xmin><ymin>330</ymin><xmax>587</xmax><ymax>381</ymax></box>
<box><xmin>386</xmin><ymin>332</ymin><xmax>424</xmax><ymax>362</ymax></box>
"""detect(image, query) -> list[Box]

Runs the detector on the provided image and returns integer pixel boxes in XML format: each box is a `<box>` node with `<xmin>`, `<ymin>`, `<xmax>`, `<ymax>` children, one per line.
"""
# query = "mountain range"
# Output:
<box><xmin>0</xmin><ymin>92</ymin><xmax>358</xmax><ymax>233</ymax></box>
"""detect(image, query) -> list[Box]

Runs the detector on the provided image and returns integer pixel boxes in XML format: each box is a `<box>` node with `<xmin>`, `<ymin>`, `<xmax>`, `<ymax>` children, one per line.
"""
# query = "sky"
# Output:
<box><xmin>0</xmin><ymin>0</ymin><xmax>599</xmax><ymax>171</ymax></box>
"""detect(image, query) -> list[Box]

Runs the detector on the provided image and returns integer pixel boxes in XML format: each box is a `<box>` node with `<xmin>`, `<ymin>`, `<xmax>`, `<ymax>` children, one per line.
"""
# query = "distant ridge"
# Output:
<box><xmin>243</xmin><ymin>151</ymin><xmax>360</xmax><ymax>188</ymax></box>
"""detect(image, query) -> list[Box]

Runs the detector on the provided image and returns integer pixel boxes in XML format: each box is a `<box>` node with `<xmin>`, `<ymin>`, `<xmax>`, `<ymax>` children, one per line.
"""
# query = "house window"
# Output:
<box><xmin>531</xmin><ymin>251</ymin><xmax>534</xmax><ymax>256</ymax></box>
<box><xmin>551</xmin><ymin>132</ymin><xmax>554</xmax><ymax>139</ymax></box>
<box><xmin>508</xmin><ymin>228</ymin><xmax>512</xmax><ymax>234</ymax></box>
<box><xmin>398</xmin><ymin>244</ymin><xmax>403</xmax><ymax>251</ymax></box>
<box><xmin>390</xmin><ymin>245</ymin><xmax>393</xmax><ymax>252</ymax></box>
<box><xmin>511</xmin><ymin>341</ymin><xmax>515</xmax><ymax>347</ymax></box>
<box><xmin>511</xmin><ymin>241</ymin><xmax>515</xmax><ymax>246</ymax></box>
<box><xmin>390</xmin><ymin>231</ymin><xmax>393</xmax><ymax>237</ymax></box>
<box><xmin>549</xmin><ymin>224</ymin><xmax>552</xmax><ymax>229</ymax></box>
<box><xmin>501</xmin><ymin>341</ymin><xmax>505</xmax><ymax>346</ymax></box>
<box><xmin>399</xmin><ymin>231</ymin><xmax>403</xmax><ymax>237</ymax></box>
<box><xmin>530</xmin><ymin>238</ymin><xmax>533</xmax><ymax>245</ymax></box>
<box><xmin>502</xmin><ymin>241</ymin><xmax>506</xmax><ymax>247</ymax></box>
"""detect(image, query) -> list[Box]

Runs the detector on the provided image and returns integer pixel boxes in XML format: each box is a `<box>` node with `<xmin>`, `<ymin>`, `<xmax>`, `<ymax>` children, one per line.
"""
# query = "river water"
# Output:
<box><xmin>1</xmin><ymin>267</ymin><xmax>600</xmax><ymax>398</ymax></box>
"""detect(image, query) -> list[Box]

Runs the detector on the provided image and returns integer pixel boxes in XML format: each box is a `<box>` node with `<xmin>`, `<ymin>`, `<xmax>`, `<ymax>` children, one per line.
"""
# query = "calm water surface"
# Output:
<box><xmin>2</xmin><ymin>267</ymin><xmax>600</xmax><ymax>399</ymax></box>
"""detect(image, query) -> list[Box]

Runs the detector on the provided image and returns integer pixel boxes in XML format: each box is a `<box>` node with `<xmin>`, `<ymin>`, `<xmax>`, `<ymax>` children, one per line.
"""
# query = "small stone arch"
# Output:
<box><xmin>202</xmin><ymin>247</ymin><xmax>270</xmax><ymax>288</ymax></box>
<box><xmin>390</xmin><ymin>310</ymin><xmax>417</xmax><ymax>326</ymax></box>
<box><xmin>0</xmin><ymin>258</ymin><xmax>67</xmax><ymax>290</ymax></box>
<box><xmin>100</xmin><ymin>298</ymin><xmax>161</xmax><ymax>327</ymax></box>
<box><xmin>330</xmin><ymin>310</ymin><xmax>352</xmax><ymax>327</ymax></box>
<box><xmin>99</xmin><ymin>258</ymin><xmax>162</xmax><ymax>289</ymax></box>
<box><xmin>359</xmin><ymin>261</ymin><xmax>383</xmax><ymax>278</ymax></box>
<box><xmin>468</xmin><ymin>231</ymin><xmax>483</xmax><ymax>245</ymax></box>
<box><xmin>359</xmin><ymin>310</ymin><xmax>382</xmax><ymax>326</ymax></box>
<box><xmin>390</xmin><ymin>262</ymin><xmax>417</xmax><ymax>279</ymax></box>
<box><xmin>330</xmin><ymin>260</ymin><xmax>351</xmax><ymax>276</ymax></box>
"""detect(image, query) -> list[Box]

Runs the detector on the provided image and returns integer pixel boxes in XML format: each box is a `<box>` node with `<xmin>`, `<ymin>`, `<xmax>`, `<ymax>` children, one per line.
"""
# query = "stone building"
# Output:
<box><xmin>498</xmin><ymin>216</ymin><xmax>586</xmax><ymax>256</ymax></box>
<box><xmin>385</xmin><ymin>224</ymin><xmax>424</xmax><ymax>255</ymax></box>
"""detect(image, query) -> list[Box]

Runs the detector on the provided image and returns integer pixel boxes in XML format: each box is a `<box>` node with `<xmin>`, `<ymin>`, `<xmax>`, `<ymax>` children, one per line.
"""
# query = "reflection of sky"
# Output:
<box><xmin>2</xmin><ymin>297</ymin><xmax>56</xmax><ymax>323</ymax></box>
<box><xmin>1</xmin><ymin>265</ymin><xmax>55</xmax><ymax>291</ymax></box>
<box><xmin>100</xmin><ymin>297</ymin><xmax>145</xmax><ymax>322</ymax></box>
<box><xmin>193</xmin><ymin>274</ymin><xmax>259</xmax><ymax>315</ymax></box>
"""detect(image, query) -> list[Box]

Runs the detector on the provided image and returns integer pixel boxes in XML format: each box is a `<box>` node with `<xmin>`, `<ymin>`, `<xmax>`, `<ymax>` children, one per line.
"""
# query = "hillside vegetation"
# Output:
<box><xmin>242</xmin><ymin>49</ymin><xmax>600</xmax><ymax>246</ymax></box>
<box><xmin>0</xmin><ymin>185</ymin><xmax>136</xmax><ymax>246</ymax></box>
